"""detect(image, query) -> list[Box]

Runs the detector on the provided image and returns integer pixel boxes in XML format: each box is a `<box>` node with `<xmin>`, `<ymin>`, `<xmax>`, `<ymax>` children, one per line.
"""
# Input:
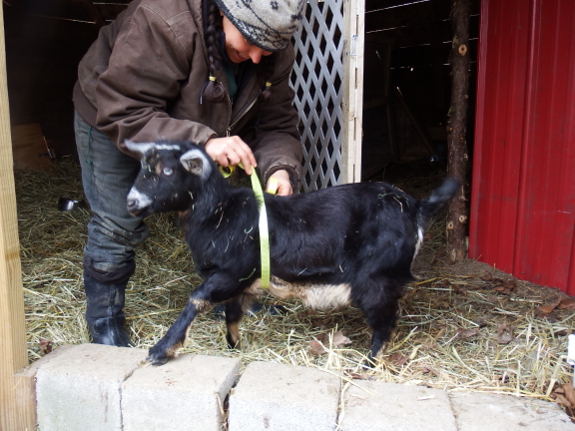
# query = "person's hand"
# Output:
<box><xmin>267</xmin><ymin>169</ymin><xmax>293</xmax><ymax>196</ymax></box>
<box><xmin>205</xmin><ymin>136</ymin><xmax>257</xmax><ymax>175</ymax></box>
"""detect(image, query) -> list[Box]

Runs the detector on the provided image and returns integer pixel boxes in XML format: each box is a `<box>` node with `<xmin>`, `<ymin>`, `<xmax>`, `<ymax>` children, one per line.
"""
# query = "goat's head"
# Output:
<box><xmin>126</xmin><ymin>140</ymin><xmax>213</xmax><ymax>217</ymax></box>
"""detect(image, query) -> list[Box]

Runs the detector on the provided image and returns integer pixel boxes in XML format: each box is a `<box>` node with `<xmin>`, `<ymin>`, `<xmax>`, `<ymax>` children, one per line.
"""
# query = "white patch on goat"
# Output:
<box><xmin>414</xmin><ymin>227</ymin><xmax>424</xmax><ymax>258</ymax></box>
<box><xmin>124</xmin><ymin>140</ymin><xmax>158</xmax><ymax>156</ymax></box>
<box><xmin>127</xmin><ymin>188</ymin><xmax>153</xmax><ymax>211</ymax></box>
<box><xmin>248</xmin><ymin>276</ymin><xmax>352</xmax><ymax>309</ymax></box>
<box><xmin>410</xmin><ymin>227</ymin><xmax>425</xmax><ymax>271</ymax></box>
<box><xmin>124</xmin><ymin>140</ymin><xmax>182</xmax><ymax>157</ymax></box>
<box><xmin>155</xmin><ymin>143</ymin><xmax>182</xmax><ymax>151</ymax></box>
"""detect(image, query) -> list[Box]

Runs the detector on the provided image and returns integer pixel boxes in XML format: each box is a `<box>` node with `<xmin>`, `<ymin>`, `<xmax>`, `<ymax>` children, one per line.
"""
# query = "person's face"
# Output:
<box><xmin>221</xmin><ymin>14</ymin><xmax>273</xmax><ymax>64</ymax></box>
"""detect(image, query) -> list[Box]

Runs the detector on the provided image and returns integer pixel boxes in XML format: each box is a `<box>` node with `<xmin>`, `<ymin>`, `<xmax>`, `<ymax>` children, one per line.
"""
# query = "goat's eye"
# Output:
<box><xmin>162</xmin><ymin>167</ymin><xmax>173</xmax><ymax>176</ymax></box>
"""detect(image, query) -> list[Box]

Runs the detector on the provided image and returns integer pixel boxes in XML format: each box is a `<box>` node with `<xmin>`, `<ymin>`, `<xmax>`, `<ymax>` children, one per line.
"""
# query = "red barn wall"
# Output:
<box><xmin>470</xmin><ymin>0</ymin><xmax>575</xmax><ymax>294</ymax></box>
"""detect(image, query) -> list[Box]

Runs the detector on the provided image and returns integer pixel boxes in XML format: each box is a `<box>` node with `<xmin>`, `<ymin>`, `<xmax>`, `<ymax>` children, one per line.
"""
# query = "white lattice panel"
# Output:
<box><xmin>291</xmin><ymin>0</ymin><xmax>345</xmax><ymax>192</ymax></box>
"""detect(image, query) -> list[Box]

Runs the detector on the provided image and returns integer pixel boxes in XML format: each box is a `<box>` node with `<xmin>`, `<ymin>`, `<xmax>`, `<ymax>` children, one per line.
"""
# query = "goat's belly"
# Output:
<box><xmin>248</xmin><ymin>276</ymin><xmax>352</xmax><ymax>309</ymax></box>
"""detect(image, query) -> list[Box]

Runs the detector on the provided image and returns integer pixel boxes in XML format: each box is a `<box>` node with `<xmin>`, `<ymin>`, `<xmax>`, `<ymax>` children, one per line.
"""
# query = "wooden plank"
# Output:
<box><xmin>341</xmin><ymin>0</ymin><xmax>365</xmax><ymax>184</ymax></box>
<box><xmin>13</xmin><ymin>368</ymin><xmax>39</xmax><ymax>431</ymax></box>
<box><xmin>0</xmin><ymin>4</ymin><xmax>30</xmax><ymax>431</ymax></box>
<box><xmin>11</xmin><ymin>123</ymin><xmax>54</xmax><ymax>170</ymax></box>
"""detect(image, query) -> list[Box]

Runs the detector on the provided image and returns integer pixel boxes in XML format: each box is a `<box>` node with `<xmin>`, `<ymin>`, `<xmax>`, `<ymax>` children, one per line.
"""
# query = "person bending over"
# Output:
<box><xmin>73</xmin><ymin>0</ymin><xmax>306</xmax><ymax>346</ymax></box>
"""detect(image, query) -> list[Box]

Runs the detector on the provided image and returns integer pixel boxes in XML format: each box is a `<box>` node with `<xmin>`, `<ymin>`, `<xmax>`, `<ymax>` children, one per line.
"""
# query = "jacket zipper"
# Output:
<box><xmin>226</xmin><ymin>89</ymin><xmax>261</xmax><ymax>137</ymax></box>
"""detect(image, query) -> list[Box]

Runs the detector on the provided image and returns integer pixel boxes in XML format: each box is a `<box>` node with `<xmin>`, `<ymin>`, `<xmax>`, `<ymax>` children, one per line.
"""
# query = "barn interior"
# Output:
<box><xmin>362</xmin><ymin>0</ymin><xmax>478</xmax><ymax>181</ymax></box>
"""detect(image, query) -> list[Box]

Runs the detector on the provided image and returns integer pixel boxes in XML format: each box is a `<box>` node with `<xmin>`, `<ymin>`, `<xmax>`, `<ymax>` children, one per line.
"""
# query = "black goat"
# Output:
<box><xmin>126</xmin><ymin>140</ymin><xmax>459</xmax><ymax>365</ymax></box>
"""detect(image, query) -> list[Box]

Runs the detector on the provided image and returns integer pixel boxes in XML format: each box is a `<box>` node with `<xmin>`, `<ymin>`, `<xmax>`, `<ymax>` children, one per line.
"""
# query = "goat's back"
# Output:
<box><xmin>264</xmin><ymin>178</ymin><xmax>457</xmax><ymax>282</ymax></box>
<box><xmin>265</xmin><ymin>182</ymin><xmax>421</xmax><ymax>281</ymax></box>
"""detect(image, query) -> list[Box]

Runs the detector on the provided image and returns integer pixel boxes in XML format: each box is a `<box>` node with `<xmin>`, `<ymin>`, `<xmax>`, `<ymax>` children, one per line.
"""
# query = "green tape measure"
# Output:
<box><xmin>219</xmin><ymin>164</ymin><xmax>272</xmax><ymax>289</ymax></box>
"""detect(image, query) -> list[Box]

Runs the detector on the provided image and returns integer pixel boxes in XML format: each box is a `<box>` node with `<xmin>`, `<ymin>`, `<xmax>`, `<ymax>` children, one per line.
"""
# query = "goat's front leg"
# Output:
<box><xmin>224</xmin><ymin>298</ymin><xmax>243</xmax><ymax>349</ymax></box>
<box><xmin>148</xmin><ymin>274</ymin><xmax>247</xmax><ymax>365</ymax></box>
<box><xmin>147</xmin><ymin>288</ymin><xmax>213</xmax><ymax>365</ymax></box>
<box><xmin>224</xmin><ymin>293</ymin><xmax>255</xmax><ymax>349</ymax></box>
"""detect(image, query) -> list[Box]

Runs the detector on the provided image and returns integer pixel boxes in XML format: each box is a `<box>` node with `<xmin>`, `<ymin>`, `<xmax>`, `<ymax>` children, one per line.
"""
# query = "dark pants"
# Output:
<box><xmin>74</xmin><ymin>111</ymin><xmax>148</xmax><ymax>280</ymax></box>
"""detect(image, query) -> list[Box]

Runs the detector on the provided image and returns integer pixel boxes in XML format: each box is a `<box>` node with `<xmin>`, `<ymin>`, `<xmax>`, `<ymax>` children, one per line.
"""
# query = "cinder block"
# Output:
<box><xmin>450</xmin><ymin>392</ymin><xmax>575</xmax><ymax>431</ymax></box>
<box><xmin>35</xmin><ymin>343</ymin><xmax>148</xmax><ymax>431</ymax></box>
<box><xmin>228</xmin><ymin>361</ymin><xmax>341</xmax><ymax>431</ymax></box>
<box><xmin>121</xmin><ymin>353</ymin><xmax>241</xmax><ymax>431</ymax></box>
<box><xmin>338</xmin><ymin>381</ymin><xmax>457</xmax><ymax>431</ymax></box>
<box><xmin>15</xmin><ymin>344</ymin><xmax>76</xmax><ymax>431</ymax></box>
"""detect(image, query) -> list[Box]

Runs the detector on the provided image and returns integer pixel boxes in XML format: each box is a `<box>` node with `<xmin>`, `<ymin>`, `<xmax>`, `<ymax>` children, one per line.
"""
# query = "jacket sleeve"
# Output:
<box><xmin>250</xmin><ymin>47</ymin><xmax>303</xmax><ymax>190</ymax></box>
<box><xmin>94</xmin><ymin>4</ymin><xmax>216</xmax><ymax>157</ymax></box>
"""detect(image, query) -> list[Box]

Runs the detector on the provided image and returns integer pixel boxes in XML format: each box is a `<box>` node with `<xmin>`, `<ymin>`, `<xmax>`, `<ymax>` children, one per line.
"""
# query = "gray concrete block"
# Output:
<box><xmin>338</xmin><ymin>381</ymin><xmax>457</xmax><ymax>431</ymax></box>
<box><xmin>228</xmin><ymin>361</ymin><xmax>341</xmax><ymax>431</ymax></box>
<box><xmin>121</xmin><ymin>353</ymin><xmax>241</xmax><ymax>431</ymax></box>
<box><xmin>35</xmin><ymin>343</ymin><xmax>148</xmax><ymax>431</ymax></box>
<box><xmin>15</xmin><ymin>344</ymin><xmax>77</xmax><ymax>431</ymax></box>
<box><xmin>450</xmin><ymin>391</ymin><xmax>575</xmax><ymax>431</ymax></box>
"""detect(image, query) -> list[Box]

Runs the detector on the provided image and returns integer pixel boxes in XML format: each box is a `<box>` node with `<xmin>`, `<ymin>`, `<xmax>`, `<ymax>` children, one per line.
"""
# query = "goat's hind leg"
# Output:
<box><xmin>147</xmin><ymin>287</ymin><xmax>213</xmax><ymax>366</ymax></box>
<box><xmin>359</xmin><ymin>280</ymin><xmax>404</xmax><ymax>367</ymax></box>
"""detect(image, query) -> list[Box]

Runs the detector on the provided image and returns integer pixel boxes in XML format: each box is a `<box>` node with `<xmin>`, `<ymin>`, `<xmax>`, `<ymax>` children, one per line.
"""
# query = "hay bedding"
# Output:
<box><xmin>15</xmin><ymin>160</ymin><xmax>575</xmax><ymax>420</ymax></box>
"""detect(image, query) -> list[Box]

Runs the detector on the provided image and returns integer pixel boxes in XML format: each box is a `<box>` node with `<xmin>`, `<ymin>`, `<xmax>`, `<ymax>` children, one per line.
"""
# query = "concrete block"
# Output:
<box><xmin>450</xmin><ymin>392</ymin><xmax>575</xmax><ymax>431</ymax></box>
<box><xmin>15</xmin><ymin>344</ymin><xmax>76</xmax><ymax>431</ymax></box>
<box><xmin>35</xmin><ymin>343</ymin><xmax>148</xmax><ymax>431</ymax></box>
<box><xmin>338</xmin><ymin>381</ymin><xmax>457</xmax><ymax>431</ymax></box>
<box><xmin>228</xmin><ymin>361</ymin><xmax>341</xmax><ymax>431</ymax></box>
<box><xmin>121</xmin><ymin>353</ymin><xmax>241</xmax><ymax>431</ymax></box>
<box><xmin>14</xmin><ymin>344</ymin><xmax>77</xmax><ymax>430</ymax></box>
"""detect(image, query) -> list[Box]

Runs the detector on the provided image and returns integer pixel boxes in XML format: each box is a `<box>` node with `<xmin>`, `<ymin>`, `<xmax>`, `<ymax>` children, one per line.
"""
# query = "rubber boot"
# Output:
<box><xmin>84</xmin><ymin>273</ymin><xmax>132</xmax><ymax>347</ymax></box>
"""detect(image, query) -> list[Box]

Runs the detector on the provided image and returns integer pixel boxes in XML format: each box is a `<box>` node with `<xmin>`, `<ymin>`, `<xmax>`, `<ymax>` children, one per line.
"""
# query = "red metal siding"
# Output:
<box><xmin>470</xmin><ymin>0</ymin><xmax>575</xmax><ymax>294</ymax></box>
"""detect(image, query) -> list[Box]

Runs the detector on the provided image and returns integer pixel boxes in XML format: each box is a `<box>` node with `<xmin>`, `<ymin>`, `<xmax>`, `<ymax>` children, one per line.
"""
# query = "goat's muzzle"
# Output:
<box><xmin>127</xmin><ymin>198</ymin><xmax>141</xmax><ymax>216</ymax></box>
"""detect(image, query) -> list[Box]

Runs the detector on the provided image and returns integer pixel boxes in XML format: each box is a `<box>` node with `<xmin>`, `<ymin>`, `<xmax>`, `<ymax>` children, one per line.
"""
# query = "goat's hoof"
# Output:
<box><xmin>147</xmin><ymin>355</ymin><xmax>169</xmax><ymax>366</ymax></box>
<box><xmin>147</xmin><ymin>348</ymin><xmax>170</xmax><ymax>366</ymax></box>
<box><xmin>361</xmin><ymin>356</ymin><xmax>378</xmax><ymax>369</ymax></box>
<box><xmin>226</xmin><ymin>343</ymin><xmax>241</xmax><ymax>351</ymax></box>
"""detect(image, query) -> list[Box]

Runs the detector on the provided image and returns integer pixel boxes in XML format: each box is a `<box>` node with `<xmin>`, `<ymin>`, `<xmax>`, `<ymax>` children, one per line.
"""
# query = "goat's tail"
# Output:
<box><xmin>417</xmin><ymin>177</ymin><xmax>460</xmax><ymax>230</ymax></box>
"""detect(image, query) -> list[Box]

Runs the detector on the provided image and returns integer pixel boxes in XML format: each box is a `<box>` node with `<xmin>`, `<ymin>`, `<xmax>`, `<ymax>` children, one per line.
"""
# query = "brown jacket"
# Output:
<box><xmin>74</xmin><ymin>0</ymin><xmax>302</xmax><ymax>186</ymax></box>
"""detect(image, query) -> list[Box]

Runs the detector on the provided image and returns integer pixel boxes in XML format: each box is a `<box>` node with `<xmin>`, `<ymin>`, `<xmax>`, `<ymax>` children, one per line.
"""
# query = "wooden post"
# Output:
<box><xmin>341</xmin><ymin>0</ymin><xmax>365</xmax><ymax>184</ymax></box>
<box><xmin>446</xmin><ymin>0</ymin><xmax>470</xmax><ymax>262</ymax></box>
<box><xmin>0</xmin><ymin>4</ymin><xmax>30</xmax><ymax>430</ymax></box>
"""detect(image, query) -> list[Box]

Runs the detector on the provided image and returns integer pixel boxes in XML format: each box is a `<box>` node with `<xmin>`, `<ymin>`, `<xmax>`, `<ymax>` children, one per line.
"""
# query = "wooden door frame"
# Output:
<box><xmin>0</xmin><ymin>4</ymin><xmax>30</xmax><ymax>429</ymax></box>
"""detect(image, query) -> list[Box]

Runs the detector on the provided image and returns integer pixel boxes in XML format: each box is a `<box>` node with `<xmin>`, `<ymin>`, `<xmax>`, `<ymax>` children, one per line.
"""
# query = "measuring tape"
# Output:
<box><xmin>219</xmin><ymin>164</ymin><xmax>276</xmax><ymax>288</ymax></box>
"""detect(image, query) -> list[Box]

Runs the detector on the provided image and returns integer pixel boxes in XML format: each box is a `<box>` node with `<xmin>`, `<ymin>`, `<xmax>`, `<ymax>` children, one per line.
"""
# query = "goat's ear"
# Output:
<box><xmin>123</xmin><ymin>140</ymin><xmax>157</xmax><ymax>157</ymax></box>
<box><xmin>180</xmin><ymin>149</ymin><xmax>212</xmax><ymax>179</ymax></box>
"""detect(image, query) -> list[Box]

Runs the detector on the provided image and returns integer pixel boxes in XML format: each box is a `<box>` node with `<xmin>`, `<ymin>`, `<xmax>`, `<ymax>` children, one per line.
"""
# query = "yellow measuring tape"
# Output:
<box><xmin>219</xmin><ymin>164</ymin><xmax>276</xmax><ymax>289</ymax></box>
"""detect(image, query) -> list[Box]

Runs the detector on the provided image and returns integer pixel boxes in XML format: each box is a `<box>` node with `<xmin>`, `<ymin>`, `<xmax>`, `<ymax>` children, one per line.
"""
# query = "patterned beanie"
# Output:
<box><xmin>214</xmin><ymin>0</ymin><xmax>306</xmax><ymax>52</ymax></box>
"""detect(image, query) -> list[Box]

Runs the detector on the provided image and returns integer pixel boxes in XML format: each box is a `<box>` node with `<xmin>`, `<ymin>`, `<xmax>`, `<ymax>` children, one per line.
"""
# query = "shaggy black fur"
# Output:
<box><xmin>126</xmin><ymin>141</ymin><xmax>459</xmax><ymax>365</ymax></box>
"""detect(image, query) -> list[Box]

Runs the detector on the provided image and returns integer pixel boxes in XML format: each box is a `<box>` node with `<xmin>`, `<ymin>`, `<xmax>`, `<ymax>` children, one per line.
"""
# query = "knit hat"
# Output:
<box><xmin>214</xmin><ymin>0</ymin><xmax>306</xmax><ymax>52</ymax></box>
